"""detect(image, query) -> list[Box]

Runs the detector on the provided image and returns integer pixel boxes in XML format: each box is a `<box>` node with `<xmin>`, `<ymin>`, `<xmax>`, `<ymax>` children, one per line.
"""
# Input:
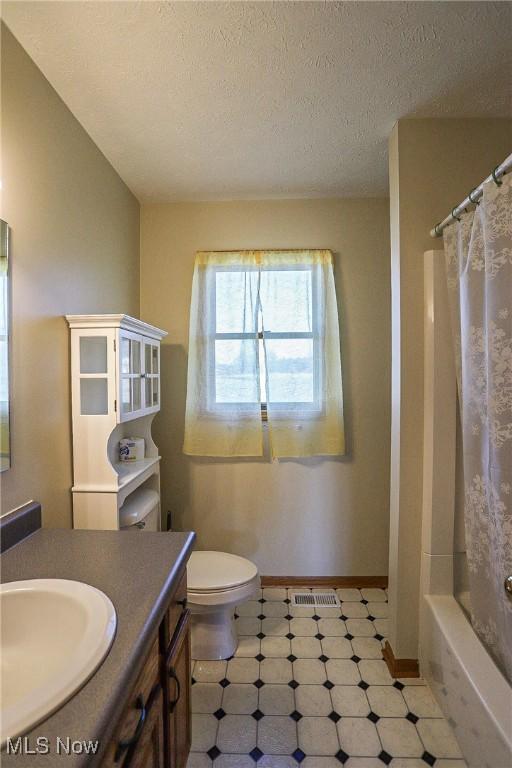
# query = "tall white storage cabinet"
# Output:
<box><xmin>66</xmin><ymin>315</ymin><xmax>168</xmax><ymax>530</ymax></box>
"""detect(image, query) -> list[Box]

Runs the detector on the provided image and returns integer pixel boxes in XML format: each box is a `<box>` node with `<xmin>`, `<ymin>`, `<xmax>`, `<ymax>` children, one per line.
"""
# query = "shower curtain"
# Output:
<box><xmin>444</xmin><ymin>173</ymin><xmax>512</xmax><ymax>683</ymax></box>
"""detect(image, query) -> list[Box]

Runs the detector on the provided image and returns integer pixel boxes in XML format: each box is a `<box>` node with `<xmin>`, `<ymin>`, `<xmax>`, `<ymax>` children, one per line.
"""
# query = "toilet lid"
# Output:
<box><xmin>188</xmin><ymin>551</ymin><xmax>258</xmax><ymax>592</ymax></box>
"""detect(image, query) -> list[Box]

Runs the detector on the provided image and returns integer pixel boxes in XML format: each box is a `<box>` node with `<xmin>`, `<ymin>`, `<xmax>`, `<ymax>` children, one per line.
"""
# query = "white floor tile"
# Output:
<box><xmin>337</xmin><ymin>718</ymin><xmax>381</xmax><ymax>757</ymax></box>
<box><xmin>194</xmin><ymin>660</ymin><xmax>227</xmax><ymax>683</ymax></box>
<box><xmin>216</xmin><ymin>714</ymin><xmax>257</xmax><ymax>753</ymax></box>
<box><xmin>295</xmin><ymin>684</ymin><xmax>333</xmax><ymax>716</ymax></box>
<box><xmin>186</xmin><ymin>753</ymin><xmax>212</xmax><ymax>768</ymax></box>
<box><xmin>258</xmin><ymin>757</ymin><xmax>299</xmax><ymax>768</ymax></box>
<box><xmin>321</xmin><ymin>636</ymin><xmax>353</xmax><ymax>658</ymax></box>
<box><xmin>258</xmin><ymin>715</ymin><xmax>298</xmax><ymax>754</ymax></box>
<box><xmin>416</xmin><ymin>718</ymin><xmax>463</xmax><ymax>759</ymax></box>
<box><xmin>366</xmin><ymin>685</ymin><xmax>408</xmax><ymax>717</ymax></box>
<box><xmin>377</xmin><ymin>718</ymin><xmax>424</xmax><ymax>758</ymax></box>
<box><xmin>373</xmin><ymin>618</ymin><xmax>389</xmax><ymax>636</ymax></box>
<box><xmin>358</xmin><ymin>659</ymin><xmax>394</xmax><ymax>685</ymax></box>
<box><xmin>236</xmin><ymin>617</ymin><xmax>261</xmax><ymax>635</ymax></box>
<box><xmin>290</xmin><ymin>617</ymin><xmax>318</xmax><ymax>636</ymax></box>
<box><xmin>433</xmin><ymin>761</ymin><xmax>468</xmax><ymax>768</ymax></box>
<box><xmin>337</xmin><ymin>588</ymin><xmax>362</xmax><ymax>601</ymax></box>
<box><xmin>361</xmin><ymin>588</ymin><xmax>387</xmax><ymax>602</ymax></box>
<box><xmin>215</xmin><ymin>755</ymin><xmax>254</xmax><ymax>768</ymax></box>
<box><xmin>263</xmin><ymin>601</ymin><xmax>290</xmax><ymax>618</ymax></box>
<box><xmin>367</xmin><ymin>602</ymin><xmax>388</xmax><ymax>618</ymax></box>
<box><xmin>342</xmin><ymin>602</ymin><xmax>369</xmax><ymax>618</ymax></box>
<box><xmin>303</xmin><ymin>759</ymin><xmax>346</xmax><ymax>768</ymax></box>
<box><xmin>263</xmin><ymin>587</ymin><xmax>288</xmax><ymax>601</ymax></box>
<box><xmin>292</xmin><ymin>636</ymin><xmax>323</xmax><ymax>658</ymax></box>
<box><xmin>293</xmin><ymin>658</ymin><xmax>327</xmax><ymax>684</ymax></box>
<box><xmin>298</xmin><ymin>716</ymin><xmax>340</xmax><ymax>756</ymax></box>
<box><xmin>261</xmin><ymin>635</ymin><xmax>292</xmax><ymax>657</ymax></box>
<box><xmin>226</xmin><ymin>657</ymin><xmax>259</xmax><ymax>684</ymax></box>
<box><xmin>258</xmin><ymin>683</ymin><xmax>294</xmax><ymax>715</ymax></box>
<box><xmin>192</xmin><ymin>683</ymin><xmax>223</xmax><ymax>713</ymax></box>
<box><xmin>222</xmin><ymin>683</ymin><xmax>258</xmax><ymax>714</ymax></box>
<box><xmin>260</xmin><ymin>657</ymin><xmax>293</xmax><ymax>683</ymax></box>
<box><xmin>351</xmin><ymin>637</ymin><xmax>384</xmax><ymax>659</ymax></box>
<box><xmin>325</xmin><ymin>659</ymin><xmax>361</xmax><ymax>684</ymax></box>
<box><xmin>345</xmin><ymin>619</ymin><xmax>376</xmax><ymax>637</ymax></box>
<box><xmin>262</xmin><ymin>617</ymin><xmax>290</xmax><ymax>636</ymax></box>
<box><xmin>402</xmin><ymin>686</ymin><xmax>444</xmax><ymax>717</ymax></box>
<box><xmin>290</xmin><ymin>604</ymin><xmax>317</xmax><ymax>617</ymax></box>
<box><xmin>330</xmin><ymin>685</ymin><xmax>370</xmax><ymax>717</ymax></box>
<box><xmin>235</xmin><ymin>635</ymin><xmax>261</xmax><ymax>657</ymax></box>
<box><xmin>318</xmin><ymin>618</ymin><xmax>347</xmax><ymax>636</ymax></box>
<box><xmin>191</xmin><ymin>714</ymin><xmax>218</xmax><ymax>752</ymax></box>
<box><xmin>344</xmin><ymin>759</ymin><xmax>384</xmax><ymax>768</ymax></box>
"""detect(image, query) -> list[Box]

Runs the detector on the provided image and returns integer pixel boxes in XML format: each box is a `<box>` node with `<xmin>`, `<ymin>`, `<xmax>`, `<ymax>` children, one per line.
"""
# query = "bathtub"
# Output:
<box><xmin>421</xmin><ymin>252</ymin><xmax>512</xmax><ymax>768</ymax></box>
<box><xmin>420</xmin><ymin>594</ymin><xmax>512</xmax><ymax>768</ymax></box>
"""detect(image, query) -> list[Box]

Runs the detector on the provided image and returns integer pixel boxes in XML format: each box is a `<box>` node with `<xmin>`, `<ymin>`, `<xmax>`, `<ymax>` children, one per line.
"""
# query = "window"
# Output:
<box><xmin>210</xmin><ymin>264</ymin><xmax>321</xmax><ymax>415</ymax></box>
<box><xmin>184</xmin><ymin>250</ymin><xmax>344</xmax><ymax>458</ymax></box>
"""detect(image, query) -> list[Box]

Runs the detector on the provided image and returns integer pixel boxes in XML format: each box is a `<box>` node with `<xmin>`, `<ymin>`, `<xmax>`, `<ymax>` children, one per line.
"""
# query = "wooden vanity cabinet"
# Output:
<box><xmin>101</xmin><ymin>568</ymin><xmax>191</xmax><ymax>768</ymax></box>
<box><xmin>165</xmin><ymin>614</ymin><xmax>192</xmax><ymax>768</ymax></box>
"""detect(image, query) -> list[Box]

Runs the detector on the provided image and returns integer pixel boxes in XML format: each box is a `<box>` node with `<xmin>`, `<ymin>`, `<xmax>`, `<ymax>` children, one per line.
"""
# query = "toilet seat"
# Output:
<box><xmin>187</xmin><ymin>551</ymin><xmax>258</xmax><ymax>593</ymax></box>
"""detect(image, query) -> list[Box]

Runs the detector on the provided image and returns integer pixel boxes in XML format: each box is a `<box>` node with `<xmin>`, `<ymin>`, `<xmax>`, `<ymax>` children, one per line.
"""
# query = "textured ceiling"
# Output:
<box><xmin>3</xmin><ymin>1</ymin><xmax>511</xmax><ymax>202</ymax></box>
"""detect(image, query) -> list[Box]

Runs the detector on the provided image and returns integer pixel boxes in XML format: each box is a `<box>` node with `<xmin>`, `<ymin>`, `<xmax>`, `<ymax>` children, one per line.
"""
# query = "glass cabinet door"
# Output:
<box><xmin>79</xmin><ymin>335</ymin><xmax>109</xmax><ymax>415</ymax></box>
<box><xmin>143</xmin><ymin>338</ymin><xmax>160</xmax><ymax>411</ymax></box>
<box><xmin>119</xmin><ymin>331</ymin><xmax>144</xmax><ymax>420</ymax></box>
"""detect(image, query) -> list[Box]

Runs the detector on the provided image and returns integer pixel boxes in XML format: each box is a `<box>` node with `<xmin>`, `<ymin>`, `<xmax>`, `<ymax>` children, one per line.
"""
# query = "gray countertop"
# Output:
<box><xmin>1</xmin><ymin>528</ymin><xmax>195</xmax><ymax>767</ymax></box>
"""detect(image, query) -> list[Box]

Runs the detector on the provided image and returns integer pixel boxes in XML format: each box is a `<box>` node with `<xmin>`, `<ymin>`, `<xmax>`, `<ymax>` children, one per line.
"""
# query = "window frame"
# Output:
<box><xmin>205</xmin><ymin>263</ymin><xmax>324</xmax><ymax>418</ymax></box>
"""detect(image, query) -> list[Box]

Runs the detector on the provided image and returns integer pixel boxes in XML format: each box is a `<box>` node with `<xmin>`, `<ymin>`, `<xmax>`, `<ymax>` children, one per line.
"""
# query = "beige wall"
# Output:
<box><xmin>0</xmin><ymin>26</ymin><xmax>140</xmax><ymax>525</ymax></box>
<box><xmin>388</xmin><ymin>118</ymin><xmax>512</xmax><ymax>657</ymax></box>
<box><xmin>141</xmin><ymin>198</ymin><xmax>391</xmax><ymax>576</ymax></box>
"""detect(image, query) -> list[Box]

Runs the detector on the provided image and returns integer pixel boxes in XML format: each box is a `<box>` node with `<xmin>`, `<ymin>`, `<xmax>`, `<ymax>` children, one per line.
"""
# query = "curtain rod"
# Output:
<box><xmin>430</xmin><ymin>152</ymin><xmax>512</xmax><ymax>238</ymax></box>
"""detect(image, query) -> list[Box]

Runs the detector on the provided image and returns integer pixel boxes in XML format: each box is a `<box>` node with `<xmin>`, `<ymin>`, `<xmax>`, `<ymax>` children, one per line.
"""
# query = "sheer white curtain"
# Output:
<box><xmin>444</xmin><ymin>173</ymin><xmax>512</xmax><ymax>683</ymax></box>
<box><xmin>183</xmin><ymin>250</ymin><xmax>345</xmax><ymax>458</ymax></box>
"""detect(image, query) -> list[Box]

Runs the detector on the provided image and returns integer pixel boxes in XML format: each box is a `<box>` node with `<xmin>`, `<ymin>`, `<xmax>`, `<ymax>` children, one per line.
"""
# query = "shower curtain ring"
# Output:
<box><xmin>491</xmin><ymin>166</ymin><xmax>503</xmax><ymax>186</ymax></box>
<box><xmin>468</xmin><ymin>188</ymin><xmax>480</xmax><ymax>206</ymax></box>
<box><xmin>434</xmin><ymin>222</ymin><xmax>442</xmax><ymax>237</ymax></box>
<box><xmin>452</xmin><ymin>207</ymin><xmax>461</xmax><ymax>222</ymax></box>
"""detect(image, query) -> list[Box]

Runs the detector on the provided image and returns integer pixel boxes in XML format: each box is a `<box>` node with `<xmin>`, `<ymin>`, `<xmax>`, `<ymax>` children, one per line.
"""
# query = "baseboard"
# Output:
<box><xmin>382</xmin><ymin>640</ymin><xmax>419</xmax><ymax>678</ymax></box>
<box><xmin>260</xmin><ymin>575</ymin><xmax>388</xmax><ymax>588</ymax></box>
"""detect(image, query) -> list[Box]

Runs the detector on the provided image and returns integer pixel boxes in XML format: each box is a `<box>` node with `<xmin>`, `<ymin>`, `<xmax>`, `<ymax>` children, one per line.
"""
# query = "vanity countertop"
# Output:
<box><xmin>1</xmin><ymin>527</ymin><xmax>195</xmax><ymax>766</ymax></box>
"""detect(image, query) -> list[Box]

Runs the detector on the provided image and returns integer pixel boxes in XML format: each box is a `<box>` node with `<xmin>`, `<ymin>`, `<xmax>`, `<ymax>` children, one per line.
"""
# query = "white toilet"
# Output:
<box><xmin>187</xmin><ymin>551</ymin><xmax>260</xmax><ymax>660</ymax></box>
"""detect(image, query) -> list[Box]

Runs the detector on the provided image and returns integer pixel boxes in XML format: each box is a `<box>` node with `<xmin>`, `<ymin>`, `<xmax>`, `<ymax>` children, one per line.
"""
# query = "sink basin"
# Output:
<box><xmin>0</xmin><ymin>579</ymin><xmax>116</xmax><ymax>745</ymax></box>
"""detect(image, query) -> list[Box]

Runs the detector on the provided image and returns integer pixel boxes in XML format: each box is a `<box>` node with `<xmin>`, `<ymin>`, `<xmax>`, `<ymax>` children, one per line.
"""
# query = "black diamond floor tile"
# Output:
<box><xmin>257</xmin><ymin>632</ymin><xmax>265</xmax><ymax>639</ymax></box>
<box><xmin>315</xmin><ymin>633</ymin><xmax>325</xmax><ymax>640</ymax></box>
<box><xmin>219</xmin><ymin>678</ymin><xmax>230</xmax><ymax>688</ymax></box>
<box><xmin>249</xmin><ymin>747</ymin><xmax>263</xmax><ymax>762</ymax></box>
<box><xmin>288</xmin><ymin>654</ymin><xmax>297</xmax><ymax>662</ymax></box>
<box><xmin>323</xmin><ymin>680</ymin><xmax>334</xmax><ymax>690</ymax></box>
<box><xmin>290</xmin><ymin>709</ymin><xmax>303</xmax><ymax>721</ymax></box>
<box><xmin>393</xmin><ymin>680</ymin><xmax>405</xmax><ymax>690</ymax></box>
<box><xmin>422</xmin><ymin>751</ymin><xmax>436</xmax><ymax>766</ymax></box>
<box><xmin>251</xmin><ymin>709</ymin><xmax>264</xmax><ymax>721</ymax></box>
<box><xmin>406</xmin><ymin>711</ymin><xmax>419</xmax><ymax>724</ymax></box>
<box><xmin>345</xmin><ymin>633</ymin><xmax>354</xmax><ymax>640</ymax></box>
<box><xmin>319</xmin><ymin>654</ymin><xmax>329</xmax><ymax>662</ymax></box>
<box><xmin>255</xmin><ymin>653</ymin><xmax>265</xmax><ymax>662</ymax></box>
<box><xmin>292</xmin><ymin>748</ymin><xmax>306</xmax><ymax>763</ymax></box>
<box><xmin>367</xmin><ymin>711</ymin><xmax>380</xmax><ymax>723</ymax></box>
<box><xmin>358</xmin><ymin>680</ymin><xmax>369</xmax><ymax>690</ymax></box>
<box><xmin>213</xmin><ymin>708</ymin><xmax>226</xmax><ymax>720</ymax></box>
<box><xmin>288</xmin><ymin>679</ymin><xmax>299</xmax><ymax>689</ymax></box>
<box><xmin>286</xmin><ymin>632</ymin><xmax>295</xmax><ymax>640</ymax></box>
<box><xmin>253</xmin><ymin>678</ymin><xmax>265</xmax><ymax>688</ymax></box>
<box><xmin>336</xmin><ymin>749</ymin><xmax>350</xmax><ymax>764</ymax></box>
<box><xmin>378</xmin><ymin>750</ymin><xmax>392</xmax><ymax>765</ymax></box>
<box><xmin>328</xmin><ymin>710</ymin><xmax>341</xmax><ymax>723</ymax></box>
<box><xmin>207</xmin><ymin>746</ymin><xmax>221</xmax><ymax>760</ymax></box>
<box><xmin>351</xmin><ymin>655</ymin><xmax>361</xmax><ymax>663</ymax></box>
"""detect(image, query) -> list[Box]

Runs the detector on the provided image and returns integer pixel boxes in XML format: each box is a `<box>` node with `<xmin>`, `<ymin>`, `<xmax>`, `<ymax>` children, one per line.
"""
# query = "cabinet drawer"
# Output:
<box><xmin>166</xmin><ymin>569</ymin><xmax>187</xmax><ymax>648</ymax></box>
<box><xmin>101</xmin><ymin>638</ymin><xmax>160</xmax><ymax>767</ymax></box>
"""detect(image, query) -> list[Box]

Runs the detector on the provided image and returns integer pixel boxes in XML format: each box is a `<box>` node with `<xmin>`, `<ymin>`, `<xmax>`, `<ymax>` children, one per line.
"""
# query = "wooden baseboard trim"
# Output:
<box><xmin>382</xmin><ymin>640</ymin><xmax>419</xmax><ymax>678</ymax></box>
<box><xmin>260</xmin><ymin>576</ymin><xmax>388</xmax><ymax>588</ymax></box>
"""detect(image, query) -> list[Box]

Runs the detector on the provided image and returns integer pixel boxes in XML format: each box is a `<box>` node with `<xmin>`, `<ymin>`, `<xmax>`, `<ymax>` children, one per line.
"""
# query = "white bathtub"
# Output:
<box><xmin>420</xmin><ymin>594</ymin><xmax>512</xmax><ymax>768</ymax></box>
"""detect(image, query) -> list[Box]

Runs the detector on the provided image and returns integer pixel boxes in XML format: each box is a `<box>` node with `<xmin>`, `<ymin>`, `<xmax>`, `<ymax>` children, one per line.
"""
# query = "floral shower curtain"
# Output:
<box><xmin>444</xmin><ymin>173</ymin><xmax>512</xmax><ymax>683</ymax></box>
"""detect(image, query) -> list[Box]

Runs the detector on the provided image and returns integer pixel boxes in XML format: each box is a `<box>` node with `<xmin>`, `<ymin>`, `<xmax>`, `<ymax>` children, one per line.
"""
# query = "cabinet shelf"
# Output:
<box><xmin>114</xmin><ymin>456</ymin><xmax>161</xmax><ymax>492</ymax></box>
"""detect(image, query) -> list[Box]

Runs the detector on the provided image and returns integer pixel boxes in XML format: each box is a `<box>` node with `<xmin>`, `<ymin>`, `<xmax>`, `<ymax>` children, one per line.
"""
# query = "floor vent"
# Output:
<box><xmin>290</xmin><ymin>592</ymin><xmax>340</xmax><ymax>608</ymax></box>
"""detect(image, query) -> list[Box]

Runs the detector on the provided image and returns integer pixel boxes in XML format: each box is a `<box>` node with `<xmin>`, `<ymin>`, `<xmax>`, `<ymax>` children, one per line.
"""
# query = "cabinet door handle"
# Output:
<box><xmin>168</xmin><ymin>667</ymin><xmax>181</xmax><ymax>713</ymax></box>
<box><xmin>114</xmin><ymin>694</ymin><xmax>146</xmax><ymax>762</ymax></box>
<box><xmin>177</xmin><ymin>597</ymin><xmax>187</xmax><ymax>610</ymax></box>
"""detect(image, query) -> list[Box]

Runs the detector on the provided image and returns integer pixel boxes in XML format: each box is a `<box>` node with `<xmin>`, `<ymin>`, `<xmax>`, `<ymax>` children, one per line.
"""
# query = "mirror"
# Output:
<box><xmin>1</xmin><ymin>219</ymin><xmax>10</xmax><ymax>471</ymax></box>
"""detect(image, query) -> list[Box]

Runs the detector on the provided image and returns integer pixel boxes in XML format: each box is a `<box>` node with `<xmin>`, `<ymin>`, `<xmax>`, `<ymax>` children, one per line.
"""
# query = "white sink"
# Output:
<box><xmin>0</xmin><ymin>579</ymin><xmax>116</xmax><ymax>745</ymax></box>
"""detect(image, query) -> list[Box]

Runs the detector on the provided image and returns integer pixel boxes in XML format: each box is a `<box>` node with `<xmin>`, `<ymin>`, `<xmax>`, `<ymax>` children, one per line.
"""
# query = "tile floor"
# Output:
<box><xmin>187</xmin><ymin>587</ymin><xmax>467</xmax><ymax>768</ymax></box>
